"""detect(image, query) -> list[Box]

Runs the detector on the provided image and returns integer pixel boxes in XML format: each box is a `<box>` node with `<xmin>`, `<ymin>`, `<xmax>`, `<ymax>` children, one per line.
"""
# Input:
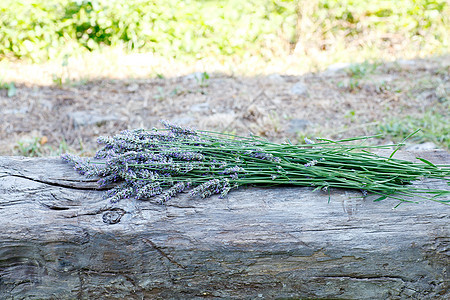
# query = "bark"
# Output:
<box><xmin>0</xmin><ymin>151</ymin><xmax>449</xmax><ymax>299</ymax></box>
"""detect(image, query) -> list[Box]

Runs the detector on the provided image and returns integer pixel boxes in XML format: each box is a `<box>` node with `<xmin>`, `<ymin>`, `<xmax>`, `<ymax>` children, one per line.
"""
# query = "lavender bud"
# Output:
<box><xmin>136</xmin><ymin>182</ymin><xmax>163</xmax><ymax>199</ymax></box>
<box><xmin>61</xmin><ymin>153</ymin><xmax>99</xmax><ymax>177</ymax></box>
<box><xmin>304</xmin><ymin>160</ymin><xmax>318</xmax><ymax>167</ymax></box>
<box><xmin>106</xmin><ymin>183</ymin><xmax>134</xmax><ymax>203</ymax></box>
<box><xmin>304</xmin><ymin>137</ymin><xmax>315</xmax><ymax>144</ymax></box>
<box><xmin>158</xmin><ymin>182</ymin><xmax>186</xmax><ymax>203</ymax></box>
<box><xmin>243</xmin><ymin>149</ymin><xmax>281</xmax><ymax>163</ymax></box>
<box><xmin>160</xmin><ymin>120</ymin><xmax>197</xmax><ymax>136</ymax></box>
<box><xmin>97</xmin><ymin>174</ymin><xmax>120</xmax><ymax>187</ymax></box>
<box><xmin>223</xmin><ymin>166</ymin><xmax>245</xmax><ymax>174</ymax></box>
<box><xmin>165</xmin><ymin>148</ymin><xmax>204</xmax><ymax>161</ymax></box>
<box><xmin>190</xmin><ymin>179</ymin><xmax>221</xmax><ymax>198</ymax></box>
<box><xmin>219</xmin><ymin>186</ymin><xmax>232</xmax><ymax>199</ymax></box>
<box><xmin>97</xmin><ymin>136</ymin><xmax>115</xmax><ymax>146</ymax></box>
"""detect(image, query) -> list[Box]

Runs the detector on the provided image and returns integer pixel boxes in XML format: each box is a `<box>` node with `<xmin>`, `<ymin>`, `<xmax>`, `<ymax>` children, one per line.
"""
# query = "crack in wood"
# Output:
<box><xmin>165</xmin><ymin>204</ymin><xmax>197</xmax><ymax>209</ymax></box>
<box><xmin>41</xmin><ymin>203</ymin><xmax>70</xmax><ymax>211</ymax></box>
<box><xmin>317</xmin><ymin>275</ymin><xmax>406</xmax><ymax>282</ymax></box>
<box><xmin>76</xmin><ymin>269</ymin><xmax>146</xmax><ymax>297</ymax></box>
<box><xmin>8</xmin><ymin>279</ymin><xmax>34</xmax><ymax>295</ymax></box>
<box><xmin>4</xmin><ymin>173</ymin><xmax>101</xmax><ymax>191</ymax></box>
<box><xmin>142</xmin><ymin>238</ymin><xmax>185</xmax><ymax>269</ymax></box>
<box><xmin>77</xmin><ymin>270</ymin><xmax>84</xmax><ymax>300</ymax></box>
<box><xmin>39</xmin><ymin>192</ymin><xmax>72</xmax><ymax>211</ymax></box>
<box><xmin>0</xmin><ymin>200</ymin><xmax>26</xmax><ymax>207</ymax></box>
<box><xmin>301</xmin><ymin>227</ymin><xmax>364</xmax><ymax>232</ymax></box>
<box><xmin>63</xmin><ymin>207</ymin><xmax>112</xmax><ymax>219</ymax></box>
<box><xmin>140</xmin><ymin>203</ymin><xmax>196</xmax><ymax>210</ymax></box>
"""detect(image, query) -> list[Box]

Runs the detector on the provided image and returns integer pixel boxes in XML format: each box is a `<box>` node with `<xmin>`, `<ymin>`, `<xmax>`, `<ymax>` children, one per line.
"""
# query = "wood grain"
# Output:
<box><xmin>0</xmin><ymin>151</ymin><xmax>449</xmax><ymax>299</ymax></box>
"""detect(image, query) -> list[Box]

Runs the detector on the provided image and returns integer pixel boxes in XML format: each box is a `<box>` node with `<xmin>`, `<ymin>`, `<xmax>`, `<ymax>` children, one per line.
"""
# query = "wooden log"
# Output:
<box><xmin>0</xmin><ymin>151</ymin><xmax>449</xmax><ymax>299</ymax></box>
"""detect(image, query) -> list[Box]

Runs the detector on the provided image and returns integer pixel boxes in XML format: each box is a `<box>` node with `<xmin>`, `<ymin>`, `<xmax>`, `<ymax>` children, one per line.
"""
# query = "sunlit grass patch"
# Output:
<box><xmin>378</xmin><ymin>109</ymin><xmax>449</xmax><ymax>149</ymax></box>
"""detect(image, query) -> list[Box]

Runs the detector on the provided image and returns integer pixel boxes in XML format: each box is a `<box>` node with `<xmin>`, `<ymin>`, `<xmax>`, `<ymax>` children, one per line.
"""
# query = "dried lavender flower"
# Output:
<box><xmin>190</xmin><ymin>179</ymin><xmax>222</xmax><ymax>198</ymax></box>
<box><xmin>223</xmin><ymin>166</ymin><xmax>245</xmax><ymax>174</ymax></box>
<box><xmin>98</xmin><ymin>174</ymin><xmax>121</xmax><ymax>187</ymax></box>
<box><xmin>158</xmin><ymin>182</ymin><xmax>186</xmax><ymax>203</ymax></box>
<box><xmin>243</xmin><ymin>149</ymin><xmax>281</xmax><ymax>163</ymax></box>
<box><xmin>136</xmin><ymin>182</ymin><xmax>163</xmax><ymax>199</ymax></box>
<box><xmin>61</xmin><ymin>153</ymin><xmax>100</xmax><ymax>177</ymax></box>
<box><xmin>304</xmin><ymin>160</ymin><xmax>318</xmax><ymax>167</ymax></box>
<box><xmin>161</xmin><ymin>120</ymin><xmax>197</xmax><ymax>136</ymax></box>
<box><xmin>164</xmin><ymin>149</ymin><xmax>204</xmax><ymax>161</ymax></box>
<box><xmin>304</xmin><ymin>137</ymin><xmax>315</xmax><ymax>144</ymax></box>
<box><xmin>105</xmin><ymin>183</ymin><xmax>135</xmax><ymax>203</ymax></box>
<box><xmin>61</xmin><ymin>121</ymin><xmax>450</xmax><ymax>205</ymax></box>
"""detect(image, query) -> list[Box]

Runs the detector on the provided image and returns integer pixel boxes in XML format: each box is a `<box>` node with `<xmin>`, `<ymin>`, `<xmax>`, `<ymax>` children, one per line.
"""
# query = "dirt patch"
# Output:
<box><xmin>1</xmin><ymin>55</ymin><xmax>448</xmax><ymax>156</ymax></box>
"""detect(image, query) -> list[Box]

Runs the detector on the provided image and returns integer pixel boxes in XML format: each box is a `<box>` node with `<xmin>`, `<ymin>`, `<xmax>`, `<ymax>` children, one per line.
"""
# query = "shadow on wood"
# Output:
<box><xmin>0</xmin><ymin>151</ymin><xmax>449</xmax><ymax>299</ymax></box>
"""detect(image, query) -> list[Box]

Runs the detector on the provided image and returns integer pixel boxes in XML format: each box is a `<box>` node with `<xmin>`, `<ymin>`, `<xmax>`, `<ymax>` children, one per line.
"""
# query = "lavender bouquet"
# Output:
<box><xmin>62</xmin><ymin>121</ymin><xmax>449</xmax><ymax>206</ymax></box>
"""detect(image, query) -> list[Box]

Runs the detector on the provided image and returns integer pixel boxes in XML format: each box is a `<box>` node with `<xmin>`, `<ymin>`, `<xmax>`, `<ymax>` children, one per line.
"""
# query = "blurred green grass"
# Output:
<box><xmin>378</xmin><ymin>109</ymin><xmax>449</xmax><ymax>150</ymax></box>
<box><xmin>1</xmin><ymin>0</ymin><xmax>449</xmax><ymax>155</ymax></box>
<box><xmin>1</xmin><ymin>0</ymin><xmax>448</xmax><ymax>63</ymax></box>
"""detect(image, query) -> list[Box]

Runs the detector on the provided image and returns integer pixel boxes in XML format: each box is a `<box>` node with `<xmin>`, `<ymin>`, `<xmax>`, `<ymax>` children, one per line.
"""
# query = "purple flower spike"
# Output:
<box><xmin>158</xmin><ymin>182</ymin><xmax>186</xmax><ymax>203</ymax></box>
<box><xmin>161</xmin><ymin>120</ymin><xmax>197</xmax><ymax>136</ymax></box>
<box><xmin>304</xmin><ymin>137</ymin><xmax>315</xmax><ymax>145</ymax></box>
<box><xmin>304</xmin><ymin>160</ymin><xmax>318</xmax><ymax>167</ymax></box>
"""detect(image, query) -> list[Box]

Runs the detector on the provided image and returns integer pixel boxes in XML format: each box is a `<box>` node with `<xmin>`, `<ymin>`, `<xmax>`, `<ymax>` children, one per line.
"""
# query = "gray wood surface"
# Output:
<box><xmin>0</xmin><ymin>150</ymin><xmax>449</xmax><ymax>299</ymax></box>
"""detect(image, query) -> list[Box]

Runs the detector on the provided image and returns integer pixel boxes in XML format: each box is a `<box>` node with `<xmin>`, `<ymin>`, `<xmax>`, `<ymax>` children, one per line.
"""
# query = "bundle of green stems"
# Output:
<box><xmin>62</xmin><ymin>121</ymin><xmax>449</xmax><ymax>205</ymax></box>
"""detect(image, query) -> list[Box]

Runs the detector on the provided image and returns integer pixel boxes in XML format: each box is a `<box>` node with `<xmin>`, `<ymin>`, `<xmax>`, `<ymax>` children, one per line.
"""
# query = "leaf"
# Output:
<box><xmin>7</xmin><ymin>83</ymin><xmax>16</xmax><ymax>97</ymax></box>
<box><xmin>416</xmin><ymin>157</ymin><xmax>437</xmax><ymax>168</ymax></box>
<box><xmin>389</xmin><ymin>128</ymin><xmax>421</xmax><ymax>158</ymax></box>
<box><xmin>373</xmin><ymin>195</ymin><xmax>388</xmax><ymax>202</ymax></box>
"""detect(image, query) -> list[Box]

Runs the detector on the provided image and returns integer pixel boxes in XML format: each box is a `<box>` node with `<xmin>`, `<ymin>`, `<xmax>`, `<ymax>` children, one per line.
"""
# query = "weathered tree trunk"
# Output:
<box><xmin>0</xmin><ymin>151</ymin><xmax>449</xmax><ymax>299</ymax></box>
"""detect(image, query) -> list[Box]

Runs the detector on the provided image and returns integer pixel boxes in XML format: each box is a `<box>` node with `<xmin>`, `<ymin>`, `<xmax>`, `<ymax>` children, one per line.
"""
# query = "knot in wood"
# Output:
<box><xmin>102</xmin><ymin>208</ymin><xmax>125</xmax><ymax>224</ymax></box>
